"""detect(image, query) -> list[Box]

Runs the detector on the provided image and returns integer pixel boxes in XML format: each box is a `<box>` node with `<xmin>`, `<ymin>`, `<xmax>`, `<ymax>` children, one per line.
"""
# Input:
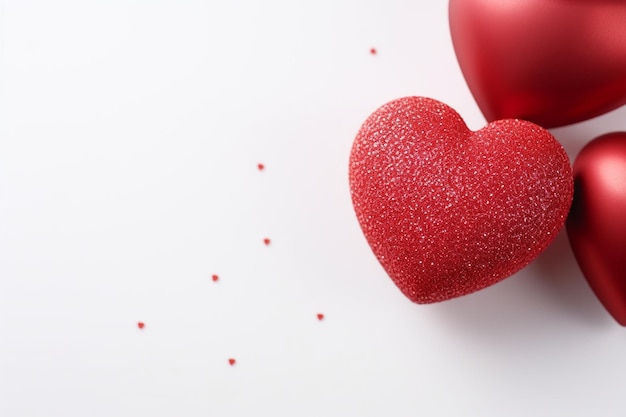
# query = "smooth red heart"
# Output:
<box><xmin>449</xmin><ymin>0</ymin><xmax>626</xmax><ymax>128</ymax></box>
<box><xmin>567</xmin><ymin>133</ymin><xmax>626</xmax><ymax>325</ymax></box>
<box><xmin>349</xmin><ymin>97</ymin><xmax>573</xmax><ymax>303</ymax></box>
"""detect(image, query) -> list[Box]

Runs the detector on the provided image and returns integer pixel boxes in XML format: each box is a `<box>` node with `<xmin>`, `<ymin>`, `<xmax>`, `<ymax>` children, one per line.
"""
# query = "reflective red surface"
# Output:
<box><xmin>449</xmin><ymin>0</ymin><xmax>626</xmax><ymax>128</ymax></box>
<box><xmin>567</xmin><ymin>133</ymin><xmax>626</xmax><ymax>325</ymax></box>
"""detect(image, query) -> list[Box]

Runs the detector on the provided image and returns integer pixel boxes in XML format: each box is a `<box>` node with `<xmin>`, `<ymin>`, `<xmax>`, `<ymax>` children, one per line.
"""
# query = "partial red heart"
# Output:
<box><xmin>449</xmin><ymin>0</ymin><xmax>626</xmax><ymax>128</ymax></box>
<box><xmin>349</xmin><ymin>97</ymin><xmax>573</xmax><ymax>303</ymax></box>
<box><xmin>567</xmin><ymin>133</ymin><xmax>626</xmax><ymax>325</ymax></box>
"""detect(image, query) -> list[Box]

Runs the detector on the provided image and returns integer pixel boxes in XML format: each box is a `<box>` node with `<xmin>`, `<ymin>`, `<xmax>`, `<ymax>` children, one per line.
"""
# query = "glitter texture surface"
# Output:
<box><xmin>349</xmin><ymin>97</ymin><xmax>573</xmax><ymax>303</ymax></box>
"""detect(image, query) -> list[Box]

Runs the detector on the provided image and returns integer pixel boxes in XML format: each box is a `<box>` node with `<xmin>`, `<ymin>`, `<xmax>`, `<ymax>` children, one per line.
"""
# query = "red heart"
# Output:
<box><xmin>567</xmin><ymin>133</ymin><xmax>626</xmax><ymax>325</ymax></box>
<box><xmin>317</xmin><ymin>313</ymin><xmax>324</xmax><ymax>321</ymax></box>
<box><xmin>228</xmin><ymin>358</ymin><xmax>236</xmax><ymax>366</ymax></box>
<box><xmin>449</xmin><ymin>0</ymin><xmax>626</xmax><ymax>128</ymax></box>
<box><xmin>349</xmin><ymin>97</ymin><xmax>573</xmax><ymax>303</ymax></box>
<box><xmin>137</xmin><ymin>322</ymin><xmax>145</xmax><ymax>329</ymax></box>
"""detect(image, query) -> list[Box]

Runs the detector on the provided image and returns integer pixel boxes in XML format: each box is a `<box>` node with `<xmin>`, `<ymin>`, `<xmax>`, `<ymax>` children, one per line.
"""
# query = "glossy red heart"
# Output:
<box><xmin>567</xmin><ymin>133</ymin><xmax>626</xmax><ymax>325</ymax></box>
<box><xmin>449</xmin><ymin>0</ymin><xmax>626</xmax><ymax>128</ymax></box>
<box><xmin>349</xmin><ymin>97</ymin><xmax>573</xmax><ymax>303</ymax></box>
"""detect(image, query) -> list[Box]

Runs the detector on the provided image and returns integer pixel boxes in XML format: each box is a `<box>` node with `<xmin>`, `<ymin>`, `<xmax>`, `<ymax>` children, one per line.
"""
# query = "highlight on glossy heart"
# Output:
<box><xmin>449</xmin><ymin>0</ymin><xmax>626</xmax><ymax>129</ymax></box>
<box><xmin>349</xmin><ymin>97</ymin><xmax>573</xmax><ymax>303</ymax></box>
<box><xmin>567</xmin><ymin>132</ymin><xmax>626</xmax><ymax>325</ymax></box>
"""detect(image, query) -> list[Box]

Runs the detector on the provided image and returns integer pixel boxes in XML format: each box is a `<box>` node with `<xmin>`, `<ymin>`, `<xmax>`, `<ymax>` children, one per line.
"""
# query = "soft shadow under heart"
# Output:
<box><xmin>427</xmin><ymin>230</ymin><xmax>612</xmax><ymax>344</ymax></box>
<box><xmin>526</xmin><ymin>229</ymin><xmax>610</xmax><ymax>325</ymax></box>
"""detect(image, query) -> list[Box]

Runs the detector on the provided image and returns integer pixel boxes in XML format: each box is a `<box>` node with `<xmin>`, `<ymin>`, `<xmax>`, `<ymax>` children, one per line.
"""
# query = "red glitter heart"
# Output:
<box><xmin>263</xmin><ymin>238</ymin><xmax>271</xmax><ymax>246</ymax></box>
<box><xmin>349</xmin><ymin>97</ymin><xmax>573</xmax><ymax>303</ymax></box>
<box><xmin>212</xmin><ymin>274</ymin><xmax>219</xmax><ymax>282</ymax></box>
<box><xmin>137</xmin><ymin>322</ymin><xmax>145</xmax><ymax>329</ymax></box>
<box><xmin>228</xmin><ymin>358</ymin><xmax>236</xmax><ymax>366</ymax></box>
<box><xmin>317</xmin><ymin>313</ymin><xmax>324</xmax><ymax>321</ymax></box>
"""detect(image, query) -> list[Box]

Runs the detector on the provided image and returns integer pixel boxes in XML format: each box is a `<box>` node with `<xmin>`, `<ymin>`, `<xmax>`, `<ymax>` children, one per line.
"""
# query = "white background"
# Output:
<box><xmin>1</xmin><ymin>1</ymin><xmax>625</xmax><ymax>416</ymax></box>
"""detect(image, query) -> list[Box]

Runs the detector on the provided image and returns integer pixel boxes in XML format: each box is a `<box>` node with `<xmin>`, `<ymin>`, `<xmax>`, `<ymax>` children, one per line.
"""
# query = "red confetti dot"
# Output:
<box><xmin>370</xmin><ymin>47</ymin><xmax>377</xmax><ymax>55</ymax></box>
<box><xmin>212</xmin><ymin>274</ymin><xmax>219</xmax><ymax>282</ymax></box>
<box><xmin>228</xmin><ymin>358</ymin><xmax>236</xmax><ymax>366</ymax></box>
<box><xmin>317</xmin><ymin>313</ymin><xmax>324</xmax><ymax>321</ymax></box>
<box><xmin>257</xmin><ymin>163</ymin><xmax>265</xmax><ymax>171</ymax></box>
<box><xmin>263</xmin><ymin>238</ymin><xmax>271</xmax><ymax>246</ymax></box>
<box><xmin>137</xmin><ymin>322</ymin><xmax>145</xmax><ymax>329</ymax></box>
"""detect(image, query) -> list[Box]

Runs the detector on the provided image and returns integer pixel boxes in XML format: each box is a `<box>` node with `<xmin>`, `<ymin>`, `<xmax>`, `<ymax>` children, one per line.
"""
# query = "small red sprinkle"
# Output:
<box><xmin>257</xmin><ymin>163</ymin><xmax>265</xmax><ymax>171</ymax></box>
<box><xmin>263</xmin><ymin>238</ymin><xmax>271</xmax><ymax>246</ymax></box>
<box><xmin>137</xmin><ymin>322</ymin><xmax>145</xmax><ymax>329</ymax></box>
<box><xmin>212</xmin><ymin>274</ymin><xmax>219</xmax><ymax>282</ymax></box>
<box><xmin>228</xmin><ymin>358</ymin><xmax>236</xmax><ymax>366</ymax></box>
<box><xmin>317</xmin><ymin>313</ymin><xmax>324</xmax><ymax>321</ymax></box>
<box><xmin>370</xmin><ymin>47</ymin><xmax>377</xmax><ymax>55</ymax></box>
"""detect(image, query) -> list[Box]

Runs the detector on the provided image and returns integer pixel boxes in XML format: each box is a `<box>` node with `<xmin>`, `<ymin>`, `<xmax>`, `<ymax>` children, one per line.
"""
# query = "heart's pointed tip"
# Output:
<box><xmin>450</xmin><ymin>0</ymin><xmax>626</xmax><ymax>128</ymax></box>
<box><xmin>399</xmin><ymin>276</ymin><xmax>505</xmax><ymax>304</ymax></box>
<box><xmin>607</xmin><ymin>308</ymin><xmax>626</xmax><ymax>326</ymax></box>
